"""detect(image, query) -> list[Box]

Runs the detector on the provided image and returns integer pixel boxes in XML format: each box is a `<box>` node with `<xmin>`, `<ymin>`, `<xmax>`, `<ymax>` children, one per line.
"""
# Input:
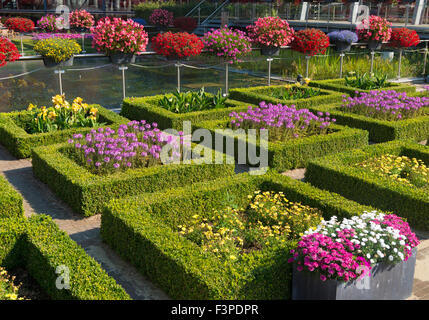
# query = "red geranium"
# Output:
<box><xmin>388</xmin><ymin>28</ymin><xmax>420</xmax><ymax>48</ymax></box>
<box><xmin>4</xmin><ymin>17</ymin><xmax>34</xmax><ymax>32</ymax></box>
<box><xmin>173</xmin><ymin>17</ymin><xmax>197</xmax><ymax>33</ymax></box>
<box><xmin>291</xmin><ymin>28</ymin><xmax>329</xmax><ymax>56</ymax></box>
<box><xmin>0</xmin><ymin>37</ymin><xmax>20</xmax><ymax>67</ymax></box>
<box><xmin>151</xmin><ymin>32</ymin><xmax>203</xmax><ymax>59</ymax></box>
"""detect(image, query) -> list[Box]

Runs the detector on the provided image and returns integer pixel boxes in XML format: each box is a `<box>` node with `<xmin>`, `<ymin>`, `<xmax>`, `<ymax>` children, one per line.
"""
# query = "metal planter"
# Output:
<box><xmin>292</xmin><ymin>248</ymin><xmax>417</xmax><ymax>300</ymax></box>
<box><xmin>42</xmin><ymin>56</ymin><xmax>74</xmax><ymax>68</ymax></box>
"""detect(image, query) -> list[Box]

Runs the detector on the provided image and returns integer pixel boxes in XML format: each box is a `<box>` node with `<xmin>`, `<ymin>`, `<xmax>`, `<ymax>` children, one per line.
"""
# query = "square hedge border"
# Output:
<box><xmin>121</xmin><ymin>94</ymin><xmax>251</xmax><ymax>131</ymax></box>
<box><xmin>0</xmin><ymin>174</ymin><xmax>23</xmax><ymax>219</ymax></box>
<box><xmin>305</xmin><ymin>140</ymin><xmax>429</xmax><ymax>230</ymax></box>
<box><xmin>194</xmin><ymin>120</ymin><xmax>369</xmax><ymax>172</ymax></box>
<box><xmin>227</xmin><ymin>85</ymin><xmax>344</xmax><ymax>109</ymax></box>
<box><xmin>32</xmin><ymin>142</ymin><xmax>235</xmax><ymax>217</ymax></box>
<box><xmin>101</xmin><ymin>173</ymin><xmax>373</xmax><ymax>300</ymax></box>
<box><xmin>0</xmin><ymin>215</ymin><xmax>130</xmax><ymax>300</ymax></box>
<box><xmin>312</xmin><ymin>91</ymin><xmax>429</xmax><ymax>143</ymax></box>
<box><xmin>0</xmin><ymin>105</ymin><xmax>129</xmax><ymax>159</ymax></box>
<box><xmin>308</xmin><ymin>78</ymin><xmax>417</xmax><ymax>97</ymax></box>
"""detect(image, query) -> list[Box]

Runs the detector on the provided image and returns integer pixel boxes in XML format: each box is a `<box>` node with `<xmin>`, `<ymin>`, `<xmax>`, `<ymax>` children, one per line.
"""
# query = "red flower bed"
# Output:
<box><xmin>173</xmin><ymin>17</ymin><xmax>197</xmax><ymax>33</ymax></box>
<box><xmin>388</xmin><ymin>28</ymin><xmax>420</xmax><ymax>48</ymax></box>
<box><xmin>151</xmin><ymin>32</ymin><xmax>203</xmax><ymax>59</ymax></box>
<box><xmin>291</xmin><ymin>28</ymin><xmax>329</xmax><ymax>56</ymax></box>
<box><xmin>4</xmin><ymin>17</ymin><xmax>35</xmax><ymax>32</ymax></box>
<box><xmin>0</xmin><ymin>37</ymin><xmax>20</xmax><ymax>67</ymax></box>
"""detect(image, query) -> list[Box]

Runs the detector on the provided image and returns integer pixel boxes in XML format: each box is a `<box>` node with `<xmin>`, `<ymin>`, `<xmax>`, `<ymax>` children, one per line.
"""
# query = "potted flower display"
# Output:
<box><xmin>0</xmin><ymin>37</ymin><xmax>20</xmax><ymax>68</ymax></box>
<box><xmin>291</xmin><ymin>28</ymin><xmax>330</xmax><ymax>56</ymax></box>
<box><xmin>356</xmin><ymin>15</ymin><xmax>392</xmax><ymax>51</ymax></box>
<box><xmin>327</xmin><ymin>30</ymin><xmax>358</xmax><ymax>53</ymax></box>
<box><xmin>149</xmin><ymin>8</ymin><xmax>174</xmax><ymax>31</ymax></box>
<box><xmin>246</xmin><ymin>16</ymin><xmax>294</xmax><ymax>56</ymax></box>
<box><xmin>173</xmin><ymin>17</ymin><xmax>197</xmax><ymax>33</ymax></box>
<box><xmin>37</xmin><ymin>14</ymin><xmax>62</xmax><ymax>33</ymax></box>
<box><xmin>91</xmin><ymin>17</ymin><xmax>149</xmax><ymax>65</ymax></box>
<box><xmin>289</xmin><ymin>211</ymin><xmax>419</xmax><ymax>300</ymax></box>
<box><xmin>152</xmin><ymin>31</ymin><xmax>203</xmax><ymax>61</ymax></box>
<box><xmin>34</xmin><ymin>38</ymin><xmax>81</xmax><ymax>68</ymax></box>
<box><xmin>388</xmin><ymin>27</ymin><xmax>420</xmax><ymax>49</ymax></box>
<box><xmin>69</xmin><ymin>9</ymin><xmax>95</xmax><ymax>33</ymax></box>
<box><xmin>202</xmin><ymin>26</ymin><xmax>252</xmax><ymax>63</ymax></box>
<box><xmin>4</xmin><ymin>17</ymin><xmax>34</xmax><ymax>33</ymax></box>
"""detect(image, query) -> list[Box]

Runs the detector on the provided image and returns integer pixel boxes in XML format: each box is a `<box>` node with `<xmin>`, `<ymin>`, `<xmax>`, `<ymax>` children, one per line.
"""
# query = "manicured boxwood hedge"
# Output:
<box><xmin>0</xmin><ymin>215</ymin><xmax>130</xmax><ymax>300</ymax></box>
<box><xmin>312</xmin><ymin>92</ymin><xmax>429</xmax><ymax>143</ymax></box>
<box><xmin>308</xmin><ymin>78</ymin><xmax>416</xmax><ymax>97</ymax></box>
<box><xmin>194</xmin><ymin>120</ymin><xmax>368</xmax><ymax>172</ymax></box>
<box><xmin>0</xmin><ymin>174</ymin><xmax>23</xmax><ymax>219</ymax></box>
<box><xmin>121</xmin><ymin>94</ymin><xmax>250</xmax><ymax>131</ymax></box>
<box><xmin>32</xmin><ymin>142</ymin><xmax>235</xmax><ymax>216</ymax></box>
<box><xmin>0</xmin><ymin>105</ymin><xmax>129</xmax><ymax>159</ymax></box>
<box><xmin>101</xmin><ymin>173</ymin><xmax>373</xmax><ymax>300</ymax></box>
<box><xmin>228</xmin><ymin>85</ymin><xmax>343</xmax><ymax>110</ymax></box>
<box><xmin>305</xmin><ymin>140</ymin><xmax>429</xmax><ymax>230</ymax></box>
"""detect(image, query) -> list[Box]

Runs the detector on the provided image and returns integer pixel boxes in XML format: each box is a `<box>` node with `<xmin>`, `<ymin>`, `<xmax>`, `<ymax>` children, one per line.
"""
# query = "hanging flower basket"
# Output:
<box><xmin>42</xmin><ymin>56</ymin><xmax>74</xmax><ymax>68</ymax></box>
<box><xmin>152</xmin><ymin>32</ymin><xmax>203</xmax><ymax>61</ymax></box>
<box><xmin>327</xmin><ymin>30</ymin><xmax>358</xmax><ymax>53</ymax></box>
<box><xmin>109</xmin><ymin>53</ymin><xmax>136</xmax><ymax>65</ymax></box>
<box><xmin>34</xmin><ymin>38</ymin><xmax>81</xmax><ymax>69</ymax></box>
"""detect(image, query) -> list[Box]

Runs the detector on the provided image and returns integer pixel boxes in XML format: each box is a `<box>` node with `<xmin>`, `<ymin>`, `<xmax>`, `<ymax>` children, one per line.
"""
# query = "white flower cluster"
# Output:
<box><xmin>304</xmin><ymin>211</ymin><xmax>410</xmax><ymax>266</ymax></box>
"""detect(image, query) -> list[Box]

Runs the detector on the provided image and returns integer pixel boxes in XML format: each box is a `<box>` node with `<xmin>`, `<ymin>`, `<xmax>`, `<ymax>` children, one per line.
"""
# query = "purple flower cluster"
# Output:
<box><xmin>289</xmin><ymin>231</ymin><xmax>371</xmax><ymax>282</ymax></box>
<box><xmin>67</xmin><ymin>120</ymin><xmax>183</xmax><ymax>174</ymax></box>
<box><xmin>229</xmin><ymin>101</ymin><xmax>335</xmax><ymax>141</ymax></box>
<box><xmin>202</xmin><ymin>26</ymin><xmax>252</xmax><ymax>63</ymax></box>
<box><xmin>32</xmin><ymin>33</ymin><xmax>93</xmax><ymax>40</ymax></box>
<box><xmin>341</xmin><ymin>90</ymin><xmax>429</xmax><ymax>121</ymax></box>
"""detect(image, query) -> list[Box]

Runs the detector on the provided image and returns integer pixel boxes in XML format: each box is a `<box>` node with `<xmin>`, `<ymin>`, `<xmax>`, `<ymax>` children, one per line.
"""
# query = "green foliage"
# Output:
<box><xmin>268</xmin><ymin>85</ymin><xmax>321</xmax><ymax>100</ymax></box>
<box><xmin>158</xmin><ymin>88</ymin><xmax>228</xmax><ymax>113</ymax></box>
<box><xmin>344</xmin><ymin>72</ymin><xmax>388</xmax><ymax>90</ymax></box>
<box><xmin>31</xmin><ymin>142</ymin><xmax>235</xmax><ymax>216</ymax></box>
<box><xmin>121</xmin><ymin>94</ymin><xmax>250</xmax><ymax>131</ymax></box>
<box><xmin>305</xmin><ymin>140</ymin><xmax>429</xmax><ymax>230</ymax></box>
<box><xmin>101</xmin><ymin>173</ymin><xmax>372</xmax><ymax>299</ymax></box>
<box><xmin>0</xmin><ymin>216</ymin><xmax>130</xmax><ymax>300</ymax></box>
<box><xmin>195</xmin><ymin>120</ymin><xmax>368</xmax><ymax>172</ymax></box>
<box><xmin>0</xmin><ymin>105</ymin><xmax>128</xmax><ymax>159</ymax></box>
<box><xmin>0</xmin><ymin>175</ymin><xmax>23</xmax><ymax>219</ymax></box>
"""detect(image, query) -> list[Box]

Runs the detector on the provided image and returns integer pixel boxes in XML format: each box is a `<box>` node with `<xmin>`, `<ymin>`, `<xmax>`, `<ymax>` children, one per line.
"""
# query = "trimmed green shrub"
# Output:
<box><xmin>0</xmin><ymin>175</ymin><xmax>23</xmax><ymax>219</ymax></box>
<box><xmin>305</xmin><ymin>140</ymin><xmax>429</xmax><ymax>230</ymax></box>
<box><xmin>194</xmin><ymin>120</ymin><xmax>368</xmax><ymax>172</ymax></box>
<box><xmin>0</xmin><ymin>105</ymin><xmax>129</xmax><ymax>159</ymax></box>
<box><xmin>121</xmin><ymin>94</ymin><xmax>250</xmax><ymax>131</ymax></box>
<box><xmin>228</xmin><ymin>85</ymin><xmax>343</xmax><ymax>110</ymax></box>
<box><xmin>0</xmin><ymin>215</ymin><xmax>130</xmax><ymax>300</ymax></box>
<box><xmin>101</xmin><ymin>173</ymin><xmax>373</xmax><ymax>300</ymax></box>
<box><xmin>32</xmin><ymin>142</ymin><xmax>235</xmax><ymax>216</ymax></box>
<box><xmin>308</xmin><ymin>78</ymin><xmax>417</xmax><ymax>97</ymax></box>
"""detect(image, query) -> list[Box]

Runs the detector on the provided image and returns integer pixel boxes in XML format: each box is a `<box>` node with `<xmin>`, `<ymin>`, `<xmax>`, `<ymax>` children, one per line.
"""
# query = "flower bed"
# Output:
<box><xmin>0</xmin><ymin>98</ymin><xmax>129</xmax><ymax>159</ymax></box>
<box><xmin>101</xmin><ymin>173</ymin><xmax>374</xmax><ymax>299</ymax></box>
<box><xmin>308</xmin><ymin>78</ymin><xmax>416</xmax><ymax>97</ymax></box>
<box><xmin>151</xmin><ymin>31</ymin><xmax>203</xmax><ymax>59</ymax></box>
<box><xmin>305</xmin><ymin>140</ymin><xmax>429</xmax><ymax>230</ymax></box>
<box><xmin>0</xmin><ymin>215</ymin><xmax>130</xmax><ymax>300</ymax></box>
<box><xmin>31</xmin><ymin>124</ymin><xmax>235</xmax><ymax>216</ymax></box>
<box><xmin>196</xmin><ymin>102</ymin><xmax>368</xmax><ymax>172</ymax></box>
<box><xmin>121</xmin><ymin>91</ymin><xmax>250</xmax><ymax>130</ymax></box>
<box><xmin>0</xmin><ymin>174</ymin><xmax>23</xmax><ymax>219</ymax></box>
<box><xmin>228</xmin><ymin>84</ymin><xmax>343</xmax><ymax>109</ymax></box>
<box><xmin>0</xmin><ymin>37</ymin><xmax>20</xmax><ymax>68</ymax></box>
<box><xmin>310</xmin><ymin>90</ymin><xmax>429</xmax><ymax>143</ymax></box>
<box><xmin>0</xmin><ymin>267</ymin><xmax>23</xmax><ymax>300</ymax></box>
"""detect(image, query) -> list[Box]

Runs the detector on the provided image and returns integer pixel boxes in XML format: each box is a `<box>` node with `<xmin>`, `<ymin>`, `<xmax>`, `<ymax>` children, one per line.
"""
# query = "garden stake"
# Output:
<box><xmin>305</xmin><ymin>55</ymin><xmax>310</xmax><ymax>79</ymax></box>
<box><xmin>267</xmin><ymin>57</ymin><xmax>273</xmax><ymax>86</ymax></box>
<box><xmin>54</xmin><ymin>69</ymin><xmax>65</xmax><ymax>95</ymax></box>
<box><xmin>397</xmin><ymin>48</ymin><xmax>403</xmax><ymax>79</ymax></box>
<box><xmin>81</xmin><ymin>32</ymin><xmax>86</xmax><ymax>54</ymax></box>
<box><xmin>119</xmin><ymin>65</ymin><xmax>128</xmax><ymax>99</ymax></box>
<box><xmin>225</xmin><ymin>62</ymin><xmax>229</xmax><ymax>95</ymax></box>
<box><xmin>175</xmin><ymin>62</ymin><xmax>182</xmax><ymax>93</ymax></box>
<box><xmin>370</xmin><ymin>50</ymin><xmax>375</xmax><ymax>74</ymax></box>
<box><xmin>339</xmin><ymin>53</ymin><xmax>345</xmax><ymax>78</ymax></box>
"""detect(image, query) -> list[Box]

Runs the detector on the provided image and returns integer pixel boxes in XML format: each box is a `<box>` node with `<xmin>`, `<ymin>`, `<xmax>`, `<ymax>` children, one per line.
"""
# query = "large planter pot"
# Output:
<box><xmin>367</xmin><ymin>40</ymin><xmax>383</xmax><ymax>51</ymax></box>
<box><xmin>334</xmin><ymin>40</ymin><xmax>352</xmax><ymax>53</ymax></box>
<box><xmin>292</xmin><ymin>247</ymin><xmax>417</xmax><ymax>300</ymax></box>
<box><xmin>42</xmin><ymin>56</ymin><xmax>74</xmax><ymax>68</ymax></box>
<box><xmin>260</xmin><ymin>46</ymin><xmax>280</xmax><ymax>56</ymax></box>
<box><xmin>109</xmin><ymin>53</ymin><xmax>136</xmax><ymax>65</ymax></box>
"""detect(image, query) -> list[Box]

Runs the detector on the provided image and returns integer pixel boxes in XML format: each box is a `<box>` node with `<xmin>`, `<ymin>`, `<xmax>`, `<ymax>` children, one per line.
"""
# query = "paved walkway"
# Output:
<box><xmin>0</xmin><ymin>145</ymin><xmax>168</xmax><ymax>300</ymax></box>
